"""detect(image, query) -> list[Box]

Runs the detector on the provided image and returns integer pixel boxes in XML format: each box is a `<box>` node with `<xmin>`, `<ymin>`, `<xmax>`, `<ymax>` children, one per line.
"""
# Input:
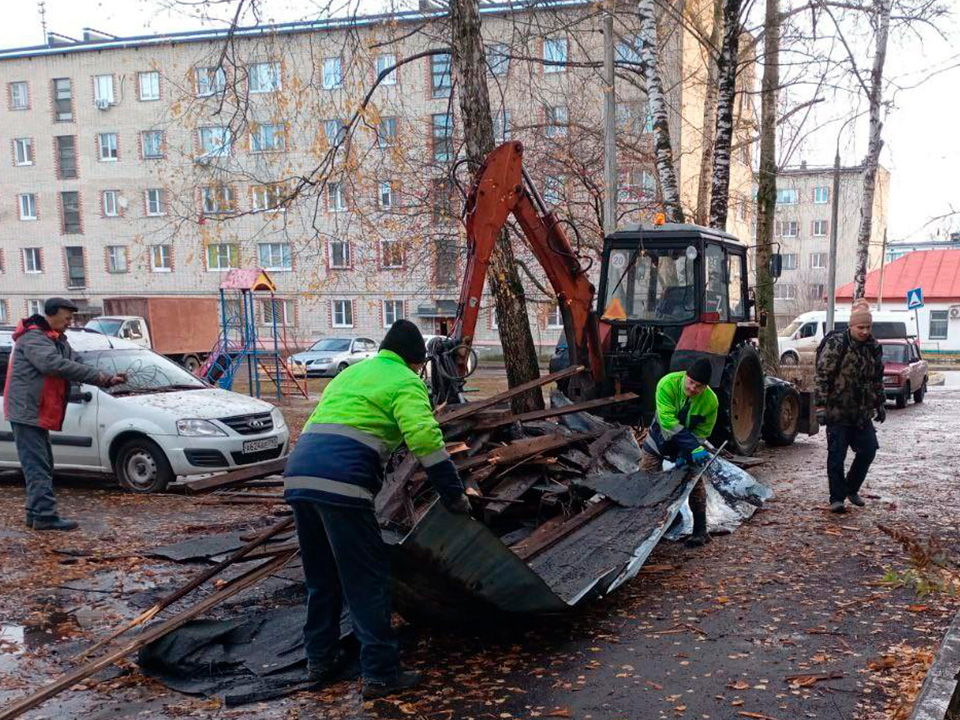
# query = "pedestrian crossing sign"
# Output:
<box><xmin>907</xmin><ymin>287</ymin><xmax>924</xmax><ymax>310</ymax></box>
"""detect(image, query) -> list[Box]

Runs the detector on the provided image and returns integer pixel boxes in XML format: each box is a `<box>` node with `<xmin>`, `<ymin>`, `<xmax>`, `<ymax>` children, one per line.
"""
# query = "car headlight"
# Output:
<box><xmin>271</xmin><ymin>408</ymin><xmax>287</xmax><ymax>430</ymax></box>
<box><xmin>177</xmin><ymin>419</ymin><xmax>227</xmax><ymax>437</ymax></box>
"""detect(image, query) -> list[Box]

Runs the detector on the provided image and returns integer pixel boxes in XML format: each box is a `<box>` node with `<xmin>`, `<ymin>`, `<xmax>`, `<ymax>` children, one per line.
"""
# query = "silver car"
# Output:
<box><xmin>287</xmin><ymin>337</ymin><xmax>379</xmax><ymax>377</ymax></box>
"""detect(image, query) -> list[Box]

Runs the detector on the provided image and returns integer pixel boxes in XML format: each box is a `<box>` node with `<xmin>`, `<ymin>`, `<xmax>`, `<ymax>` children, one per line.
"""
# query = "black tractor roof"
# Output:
<box><xmin>605</xmin><ymin>222</ymin><xmax>742</xmax><ymax>248</ymax></box>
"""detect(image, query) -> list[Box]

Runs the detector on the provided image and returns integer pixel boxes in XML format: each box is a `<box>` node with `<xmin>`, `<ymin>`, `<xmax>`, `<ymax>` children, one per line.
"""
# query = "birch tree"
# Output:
<box><xmin>708</xmin><ymin>0</ymin><xmax>744</xmax><ymax>230</ymax></box>
<box><xmin>694</xmin><ymin>0</ymin><xmax>724</xmax><ymax>226</ymax></box>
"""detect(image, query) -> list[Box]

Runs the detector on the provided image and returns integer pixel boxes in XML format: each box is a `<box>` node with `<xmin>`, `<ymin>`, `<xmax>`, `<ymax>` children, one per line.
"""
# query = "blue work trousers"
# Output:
<box><xmin>12</xmin><ymin>422</ymin><xmax>58</xmax><ymax>522</ymax></box>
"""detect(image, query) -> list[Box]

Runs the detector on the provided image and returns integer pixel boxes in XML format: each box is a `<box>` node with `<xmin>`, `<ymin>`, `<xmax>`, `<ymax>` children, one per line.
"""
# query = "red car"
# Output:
<box><xmin>880</xmin><ymin>338</ymin><xmax>929</xmax><ymax>408</ymax></box>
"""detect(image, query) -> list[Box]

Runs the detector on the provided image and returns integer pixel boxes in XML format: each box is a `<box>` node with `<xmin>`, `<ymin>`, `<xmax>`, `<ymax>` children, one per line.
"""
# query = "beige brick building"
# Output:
<box><xmin>0</xmin><ymin>0</ymin><xmax>754</xmax><ymax>353</ymax></box>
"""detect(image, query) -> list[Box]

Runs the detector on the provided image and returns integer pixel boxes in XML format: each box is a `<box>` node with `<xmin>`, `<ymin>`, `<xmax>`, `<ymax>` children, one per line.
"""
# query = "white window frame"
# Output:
<box><xmin>14</xmin><ymin>138</ymin><xmax>33</xmax><ymax>166</ymax></box>
<box><xmin>199</xmin><ymin>126</ymin><xmax>231</xmax><ymax>156</ymax></box>
<box><xmin>773</xmin><ymin>283</ymin><xmax>797</xmax><ymax>300</ymax></box>
<box><xmin>142</xmin><ymin>130</ymin><xmax>163</xmax><ymax>159</ymax></box>
<box><xmin>251</xmin><ymin>123</ymin><xmax>286</xmax><ymax>152</ymax></box>
<box><xmin>814</xmin><ymin>186</ymin><xmax>829</xmax><ymax>204</ymax></box>
<box><xmin>258</xmin><ymin>242</ymin><xmax>292</xmax><ymax>271</ymax></box>
<box><xmin>378</xmin><ymin>181</ymin><xmax>393</xmax><ymax>209</ymax></box>
<box><xmin>431</xmin><ymin>53</ymin><xmax>452</xmax><ymax>98</ymax></box>
<box><xmin>151</xmin><ymin>245</ymin><xmax>172</xmax><ymax>272</ymax></box>
<box><xmin>809</xmin><ymin>283</ymin><xmax>825</xmax><ymax>300</ymax></box>
<box><xmin>810</xmin><ymin>252</ymin><xmax>828</xmax><ymax>269</ymax></box>
<box><xmin>547</xmin><ymin>303</ymin><xmax>564</xmax><ymax>328</ymax></box>
<box><xmin>253</xmin><ymin>184</ymin><xmax>285</xmax><ymax>212</ymax></box>
<box><xmin>543</xmin><ymin>37</ymin><xmax>568</xmax><ymax>73</ymax></box>
<box><xmin>94</xmin><ymin>74</ymin><xmax>114</xmax><ymax>105</ymax></box>
<box><xmin>18</xmin><ymin>193</ymin><xmax>37</xmax><ymax>220</ymax></box>
<box><xmin>382</xmin><ymin>299</ymin><xmax>404</xmax><ymax>327</ymax></box>
<box><xmin>376</xmin><ymin>54</ymin><xmax>397</xmax><ymax>85</ymax></box>
<box><xmin>377</xmin><ymin>117</ymin><xmax>397</xmax><ymax>148</ymax></box>
<box><xmin>545</xmin><ymin>105</ymin><xmax>568</xmax><ymax>138</ymax></box>
<box><xmin>930</xmin><ymin>310</ymin><xmax>949</xmax><ymax>340</ymax></box>
<box><xmin>332</xmin><ymin>299</ymin><xmax>354</xmax><ymax>328</ymax></box>
<box><xmin>615</xmin><ymin>35</ymin><xmax>642</xmax><ymax>65</ymax></box>
<box><xmin>249</xmin><ymin>62</ymin><xmax>282</xmax><ymax>93</ymax></box>
<box><xmin>328</xmin><ymin>182</ymin><xmax>347</xmax><ymax>212</ymax></box>
<box><xmin>23</xmin><ymin>247</ymin><xmax>42</xmax><ymax>273</ymax></box>
<box><xmin>139</xmin><ymin>71</ymin><xmax>160</xmax><ymax>101</ymax></box>
<box><xmin>202</xmin><ymin>185</ymin><xmax>236</xmax><ymax>215</ymax></box>
<box><xmin>98</xmin><ymin>132</ymin><xmax>118</xmax><ymax>161</ymax></box>
<box><xmin>544</xmin><ymin>175</ymin><xmax>564</xmax><ymax>205</ymax></box>
<box><xmin>782</xmin><ymin>252</ymin><xmax>798</xmax><ymax>270</ymax></box>
<box><xmin>329</xmin><ymin>239</ymin><xmax>351</xmax><ymax>269</ymax></box>
<box><xmin>322</xmin><ymin>57</ymin><xmax>342</xmax><ymax>90</ymax></box>
<box><xmin>10</xmin><ymin>81</ymin><xmax>28</xmax><ymax>109</ymax></box>
<box><xmin>146</xmin><ymin>189</ymin><xmax>165</xmax><ymax>216</ymax></box>
<box><xmin>380</xmin><ymin>239</ymin><xmax>403</xmax><ymax>268</ymax></box>
<box><xmin>488</xmin><ymin>43</ymin><xmax>510</xmax><ymax>75</ymax></box>
<box><xmin>103</xmin><ymin>190</ymin><xmax>119</xmax><ymax>217</ymax></box>
<box><xmin>107</xmin><ymin>245</ymin><xmax>128</xmax><ymax>273</ymax></box>
<box><xmin>777</xmin><ymin>220</ymin><xmax>799</xmax><ymax>238</ymax></box>
<box><xmin>261</xmin><ymin>298</ymin><xmax>294</xmax><ymax>326</ymax></box>
<box><xmin>27</xmin><ymin>299</ymin><xmax>44</xmax><ymax>316</ymax></box>
<box><xmin>0</xmin><ymin>301</ymin><xmax>7</xmax><ymax>324</ymax></box>
<box><xmin>196</xmin><ymin>66</ymin><xmax>226</xmax><ymax>97</ymax></box>
<box><xmin>776</xmin><ymin>188</ymin><xmax>798</xmax><ymax>205</ymax></box>
<box><xmin>324</xmin><ymin>119</ymin><xmax>346</xmax><ymax>146</ymax></box>
<box><xmin>206</xmin><ymin>243</ymin><xmax>239</xmax><ymax>272</ymax></box>
<box><xmin>493</xmin><ymin>110</ymin><xmax>511</xmax><ymax>143</ymax></box>
<box><xmin>812</xmin><ymin>220</ymin><xmax>829</xmax><ymax>237</ymax></box>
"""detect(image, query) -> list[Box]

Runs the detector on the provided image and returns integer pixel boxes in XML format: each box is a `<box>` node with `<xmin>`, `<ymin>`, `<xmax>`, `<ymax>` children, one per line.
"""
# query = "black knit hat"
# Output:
<box><xmin>687</xmin><ymin>358</ymin><xmax>712</xmax><ymax>386</ymax></box>
<box><xmin>381</xmin><ymin>319</ymin><xmax>427</xmax><ymax>365</ymax></box>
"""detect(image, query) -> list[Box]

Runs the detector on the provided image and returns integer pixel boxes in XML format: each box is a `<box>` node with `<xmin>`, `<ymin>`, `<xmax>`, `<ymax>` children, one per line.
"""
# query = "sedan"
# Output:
<box><xmin>287</xmin><ymin>337</ymin><xmax>379</xmax><ymax>377</ymax></box>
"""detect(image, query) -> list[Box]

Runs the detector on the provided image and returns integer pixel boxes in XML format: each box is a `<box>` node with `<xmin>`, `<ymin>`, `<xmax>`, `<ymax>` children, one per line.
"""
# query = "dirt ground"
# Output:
<box><xmin>1</xmin><ymin>372</ymin><xmax>958</xmax><ymax>720</ymax></box>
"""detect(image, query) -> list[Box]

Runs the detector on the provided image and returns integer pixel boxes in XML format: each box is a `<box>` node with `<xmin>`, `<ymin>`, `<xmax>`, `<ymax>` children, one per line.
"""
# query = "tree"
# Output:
<box><xmin>694</xmin><ymin>0</ymin><xmax>725</xmax><ymax>226</ymax></box>
<box><xmin>708</xmin><ymin>0</ymin><xmax>744</xmax><ymax>230</ymax></box>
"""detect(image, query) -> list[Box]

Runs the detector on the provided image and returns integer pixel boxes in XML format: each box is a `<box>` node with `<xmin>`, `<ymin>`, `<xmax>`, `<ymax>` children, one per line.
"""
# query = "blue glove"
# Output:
<box><xmin>674</xmin><ymin>456</ymin><xmax>687</xmax><ymax>468</ymax></box>
<box><xmin>690</xmin><ymin>446</ymin><xmax>710</xmax><ymax>466</ymax></box>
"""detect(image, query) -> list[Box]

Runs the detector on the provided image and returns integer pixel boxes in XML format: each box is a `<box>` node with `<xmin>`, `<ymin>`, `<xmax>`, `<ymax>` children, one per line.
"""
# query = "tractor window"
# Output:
<box><xmin>704</xmin><ymin>244</ymin><xmax>728</xmax><ymax>321</ymax></box>
<box><xmin>602</xmin><ymin>247</ymin><xmax>696</xmax><ymax>324</ymax></box>
<box><xmin>728</xmin><ymin>252</ymin><xmax>746</xmax><ymax>320</ymax></box>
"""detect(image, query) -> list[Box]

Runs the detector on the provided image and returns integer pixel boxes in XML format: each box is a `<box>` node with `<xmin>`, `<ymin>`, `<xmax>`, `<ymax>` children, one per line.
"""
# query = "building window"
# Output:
<box><xmin>814</xmin><ymin>186</ymin><xmax>829</xmax><ymax>204</ymax></box>
<box><xmin>60</xmin><ymin>191</ymin><xmax>81</xmax><ymax>234</ymax></box>
<box><xmin>810</xmin><ymin>252</ymin><xmax>828</xmax><ymax>269</ymax></box>
<box><xmin>324</xmin><ymin>119</ymin><xmax>347</xmax><ymax>146</ymax></box>
<box><xmin>322</xmin><ymin>57</ymin><xmax>342</xmax><ymax>90</ymax></box>
<box><xmin>431</xmin><ymin>54</ymin><xmax>452</xmax><ymax>98</ymax></box>
<box><xmin>328</xmin><ymin>182</ymin><xmax>347</xmax><ymax>212</ymax></box>
<box><xmin>381</xmin><ymin>239</ymin><xmax>403</xmax><ymax>268</ymax></box>
<box><xmin>206</xmin><ymin>243</ymin><xmax>239</xmax><ymax>271</ymax></box>
<box><xmin>776</xmin><ymin>220</ymin><xmax>799</xmax><ymax>237</ymax></box>
<box><xmin>56</xmin><ymin>136</ymin><xmax>77</xmax><ymax>179</ymax></box>
<box><xmin>94</xmin><ymin>74</ymin><xmax>114</xmax><ymax>105</ymax></box>
<box><xmin>493</xmin><ymin>110</ymin><xmax>511</xmax><ymax>143</ymax></box>
<box><xmin>782</xmin><ymin>252</ymin><xmax>798</xmax><ymax>270</ymax></box>
<box><xmin>202</xmin><ymin>185</ymin><xmax>236</xmax><ymax>215</ymax></box>
<box><xmin>812</xmin><ymin>220</ymin><xmax>829</xmax><ymax>237</ymax></box>
<box><xmin>151</xmin><ymin>245</ymin><xmax>172</xmax><ymax>272</ymax></box>
<box><xmin>142</xmin><ymin>130</ymin><xmax>163</xmax><ymax>159</ymax></box>
<box><xmin>253</xmin><ymin>184</ymin><xmax>285</xmax><ymax>212</ymax></box>
<box><xmin>10</xmin><ymin>81</ymin><xmax>28</xmax><ymax>109</ymax></box>
<box><xmin>146</xmin><ymin>189</ymin><xmax>165</xmax><ymax>216</ymax></box>
<box><xmin>107</xmin><ymin>245</ymin><xmax>128</xmax><ymax>273</ymax></box>
<box><xmin>251</xmin><ymin>123</ymin><xmax>286</xmax><ymax>152</ymax></box>
<box><xmin>544</xmin><ymin>175</ymin><xmax>564</xmax><ymax>205</ymax></box>
<box><xmin>776</xmin><ymin>188</ymin><xmax>798</xmax><ymax>205</ymax></box>
<box><xmin>430</xmin><ymin>178</ymin><xmax>454</xmax><ymax>225</ymax></box>
<box><xmin>809</xmin><ymin>283</ymin><xmax>825</xmax><ymax>300</ymax></box>
<box><xmin>258</xmin><ymin>242</ymin><xmax>292</xmax><ymax>270</ymax></box>
<box><xmin>543</xmin><ymin>37</ymin><xmax>567</xmax><ymax>73</ymax></box>
<box><xmin>199</xmin><ymin>126</ymin><xmax>231</xmax><ymax>156</ymax></box>
<box><xmin>547</xmin><ymin>303</ymin><xmax>564</xmax><ymax>328</ymax></box>
<box><xmin>14</xmin><ymin>138</ymin><xmax>33</xmax><ymax>166</ymax></box>
<box><xmin>616</xmin><ymin>101</ymin><xmax>639</xmax><ymax>134</ymax></box>
<box><xmin>103</xmin><ymin>190</ymin><xmax>119</xmax><ymax>217</ymax></box>
<box><xmin>332</xmin><ymin>299</ymin><xmax>353</xmax><ymax>328</ymax></box>
<box><xmin>383</xmin><ymin>299</ymin><xmax>404</xmax><ymax>327</ymax></box>
<box><xmin>65</xmin><ymin>246</ymin><xmax>86</xmax><ymax>287</ymax></box>
<box><xmin>18</xmin><ymin>193</ymin><xmax>37</xmax><ymax>220</ymax></box>
<box><xmin>139</xmin><ymin>71</ymin><xmax>160</xmax><ymax>101</ymax></box>
<box><xmin>378</xmin><ymin>181</ymin><xmax>393</xmax><ymax>209</ymax></box>
<box><xmin>773</xmin><ymin>283</ymin><xmax>796</xmax><ymax>300</ymax></box>
<box><xmin>545</xmin><ymin>105</ymin><xmax>568</xmax><ymax>138</ymax></box>
<box><xmin>98</xmin><ymin>133</ymin><xmax>119</xmax><ymax>161</ymax></box>
<box><xmin>377</xmin><ymin>117</ymin><xmax>397</xmax><ymax>148</ymax></box>
<box><xmin>53</xmin><ymin>78</ymin><xmax>72</xmax><ymax>121</ymax></box>
<box><xmin>930</xmin><ymin>310</ymin><xmax>949</xmax><ymax>340</ymax></box>
<box><xmin>432</xmin><ymin>113</ymin><xmax>453</xmax><ymax>161</ymax></box>
<box><xmin>196</xmin><ymin>66</ymin><xmax>226</xmax><ymax>96</ymax></box>
<box><xmin>27</xmin><ymin>299</ymin><xmax>44</xmax><ymax>316</ymax></box>
<box><xmin>488</xmin><ymin>43</ymin><xmax>510</xmax><ymax>75</ymax></box>
<box><xmin>376</xmin><ymin>53</ymin><xmax>397</xmax><ymax>85</ymax></box>
<box><xmin>23</xmin><ymin>247</ymin><xmax>42</xmax><ymax>273</ymax></box>
<box><xmin>0</xmin><ymin>301</ymin><xmax>7</xmax><ymax>323</ymax></box>
<box><xmin>261</xmin><ymin>298</ymin><xmax>294</xmax><ymax>326</ymax></box>
<box><xmin>250</xmin><ymin>62</ymin><xmax>281</xmax><ymax>93</ymax></box>
<box><xmin>616</xmin><ymin>35</ymin><xmax>642</xmax><ymax>65</ymax></box>
<box><xmin>329</xmin><ymin>239</ymin><xmax>351</xmax><ymax>268</ymax></box>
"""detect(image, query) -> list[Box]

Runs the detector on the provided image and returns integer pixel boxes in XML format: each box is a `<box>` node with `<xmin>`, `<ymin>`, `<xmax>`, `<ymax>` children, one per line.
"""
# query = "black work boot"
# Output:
<box><xmin>847</xmin><ymin>494</ymin><xmax>866</xmax><ymax>507</ymax></box>
<box><xmin>685</xmin><ymin>480</ymin><xmax>711</xmax><ymax>548</ymax></box>
<box><xmin>32</xmin><ymin>517</ymin><xmax>79</xmax><ymax>531</ymax></box>
<box><xmin>24</xmin><ymin>514</ymin><xmax>34</xmax><ymax>529</ymax></box>
<box><xmin>362</xmin><ymin>670</ymin><xmax>422</xmax><ymax>700</ymax></box>
<box><xmin>829</xmin><ymin>500</ymin><xmax>846</xmax><ymax>514</ymax></box>
<box><xmin>307</xmin><ymin>650</ymin><xmax>346</xmax><ymax>684</ymax></box>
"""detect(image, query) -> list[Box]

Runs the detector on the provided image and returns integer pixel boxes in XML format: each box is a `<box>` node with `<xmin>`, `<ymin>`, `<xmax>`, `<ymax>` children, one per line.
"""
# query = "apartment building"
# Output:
<box><xmin>770</xmin><ymin>162</ymin><xmax>890</xmax><ymax>327</ymax></box>
<box><xmin>0</xmin><ymin>0</ymin><xmax>753</xmax><ymax>351</ymax></box>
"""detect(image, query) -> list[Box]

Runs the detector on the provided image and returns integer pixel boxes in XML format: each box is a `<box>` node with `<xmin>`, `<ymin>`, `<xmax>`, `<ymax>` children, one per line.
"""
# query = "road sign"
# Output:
<box><xmin>907</xmin><ymin>287</ymin><xmax>924</xmax><ymax>310</ymax></box>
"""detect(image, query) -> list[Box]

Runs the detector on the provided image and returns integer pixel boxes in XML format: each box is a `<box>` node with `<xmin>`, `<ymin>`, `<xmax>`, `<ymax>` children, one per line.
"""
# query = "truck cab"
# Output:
<box><xmin>85</xmin><ymin>316</ymin><xmax>152</xmax><ymax>349</ymax></box>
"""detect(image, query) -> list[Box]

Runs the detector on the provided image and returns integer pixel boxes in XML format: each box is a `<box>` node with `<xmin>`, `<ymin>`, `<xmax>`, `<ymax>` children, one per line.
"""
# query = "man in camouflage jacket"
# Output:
<box><xmin>814</xmin><ymin>301</ymin><xmax>885</xmax><ymax>514</ymax></box>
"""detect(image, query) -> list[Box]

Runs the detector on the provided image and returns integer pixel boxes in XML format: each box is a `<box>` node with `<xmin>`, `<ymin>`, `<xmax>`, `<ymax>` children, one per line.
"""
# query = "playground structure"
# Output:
<box><xmin>198</xmin><ymin>268</ymin><xmax>308</xmax><ymax>399</ymax></box>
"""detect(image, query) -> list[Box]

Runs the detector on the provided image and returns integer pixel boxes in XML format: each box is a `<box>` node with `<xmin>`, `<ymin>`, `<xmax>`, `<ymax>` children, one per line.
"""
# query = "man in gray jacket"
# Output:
<box><xmin>4</xmin><ymin>298</ymin><xmax>125</xmax><ymax>530</ymax></box>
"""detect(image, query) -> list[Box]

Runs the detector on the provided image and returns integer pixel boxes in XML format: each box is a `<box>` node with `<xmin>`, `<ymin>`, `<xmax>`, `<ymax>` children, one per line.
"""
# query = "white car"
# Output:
<box><xmin>0</xmin><ymin>330</ymin><xmax>289</xmax><ymax>493</ymax></box>
<box><xmin>287</xmin><ymin>337</ymin><xmax>379</xmax><ymax>377</ymax></box>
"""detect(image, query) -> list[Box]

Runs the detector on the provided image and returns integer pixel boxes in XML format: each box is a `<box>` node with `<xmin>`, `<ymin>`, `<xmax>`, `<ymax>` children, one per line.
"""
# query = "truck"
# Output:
<box><xmin>86</xmin><ymin>296</ymin><xmax>220</xmax><ymax>373</ymax></box>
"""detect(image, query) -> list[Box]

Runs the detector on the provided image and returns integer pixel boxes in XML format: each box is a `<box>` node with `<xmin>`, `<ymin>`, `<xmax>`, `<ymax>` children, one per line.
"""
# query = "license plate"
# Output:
<box><xmin>243</xmin><ymin>436</ymin><xmax>279</xmax><ymax>454</ymax></box>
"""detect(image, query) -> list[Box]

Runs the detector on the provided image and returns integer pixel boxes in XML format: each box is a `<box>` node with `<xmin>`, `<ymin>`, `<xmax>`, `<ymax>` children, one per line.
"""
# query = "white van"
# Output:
<box><xmin>778</xmin><ymin>310</ymin><xmax>917</xmax><ymax>365</ymax></box>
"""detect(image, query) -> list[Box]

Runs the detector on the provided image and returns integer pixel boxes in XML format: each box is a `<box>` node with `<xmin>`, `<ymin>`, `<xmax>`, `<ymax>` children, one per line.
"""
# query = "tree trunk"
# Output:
<box><xmin>449</xmin><ymin>0</ymin><xmax>544</xmax><ymax>411</ymax></box>
<box><xmin>708</xmin><ymin>0</ymin><xmax>743</xmax><ymax>230</ymax></box>
<box><xmin>755</xmin><ymin>0</ymin><xmax>780</xmax><ymax>372</ymax></box>
<box><xmin>638</xmin><ymin>0</ymin><xmax>684</xmax><ymax>223</ymax></box>
<box><xmin>695</xmin><ymin>0</ymin><xmax>724</xmax><ymax>226</ymax></box>
<box><xmin>853</xmin><ymin>0</ymin><xmax>891</xmax><ymax>300</ymax></box>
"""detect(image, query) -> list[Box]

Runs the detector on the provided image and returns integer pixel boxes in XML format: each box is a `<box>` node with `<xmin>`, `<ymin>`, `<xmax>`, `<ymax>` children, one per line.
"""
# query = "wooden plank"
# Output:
<box><xmin>449</xmin><ymin>431</ymin><xmax>602</xmax><ymax>475</ymax></box>
<box><xmin>511</xmin><ymin>499</ymin><xmax>614</xmax><ymax>561</ymax></box>
<box><xmin>584</xmin><ymin>428</ymin><xmax>628</xmax><ymax>473</ymax></box>
<box><xmin>483</xmin><ymin>472</ymin><xmax>542</xmax><ymax>516</ymax></box>
<box><xmin>473</xmin><ymin>393</ymin><xmax>639</xmax><ymax>430</ymax></box>
<box><xmin>183</xmin><ymin>457</ymin><xmax>287</xmax><ymax>494</ymax></box>
<box><xmin>437</xmin><ymin>365</ymin><xmax>585</xmax><ymax>426</ymax></box>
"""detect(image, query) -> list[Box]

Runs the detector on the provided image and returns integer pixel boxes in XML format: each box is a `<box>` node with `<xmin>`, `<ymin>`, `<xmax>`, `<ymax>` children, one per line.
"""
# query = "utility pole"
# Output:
<box><xmin>877</xmin><ymin>228</ymin><xmax>887</xmax><ymax>309</ymax></box>
<box><xmin>825</xmin><ymin>148</ymin><xmax>841</xmax><ymax>332</ymax></box>
<box><xmin>602</xmin><ymin>3</ymin><xmax>617</xmax><ymax>236</ymax></box>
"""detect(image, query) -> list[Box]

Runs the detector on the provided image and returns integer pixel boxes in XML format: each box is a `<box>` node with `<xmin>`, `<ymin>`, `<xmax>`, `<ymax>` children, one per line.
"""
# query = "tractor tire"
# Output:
<box><xmin>762</xmin><ymin>382</ymin><xmax>800</xmax><ymax>447</ymax></box>
<box><xmin>711</xmin><ymin>342</ymin><xmax>765</xmax><ymax>457</ymax></box>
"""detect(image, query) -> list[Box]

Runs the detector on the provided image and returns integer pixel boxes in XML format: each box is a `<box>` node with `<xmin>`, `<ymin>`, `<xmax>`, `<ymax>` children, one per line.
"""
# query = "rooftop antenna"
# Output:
<box><xmin>38</xmin><ymin>1</ymin><xmax>48</xmax><ymax>44</ymax></box>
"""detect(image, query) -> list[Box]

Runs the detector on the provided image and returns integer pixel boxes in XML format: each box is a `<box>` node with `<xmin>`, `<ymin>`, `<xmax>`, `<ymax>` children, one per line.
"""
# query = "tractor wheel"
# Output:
<box><xmin>762</xmin><ymin>382</ymin><xmax>800</xmax><ymax>447</ymax></box>
<box><xmin>712</xmin><ymin>342</ymin><xmax>765</xmax><ymax>457</ymax></box>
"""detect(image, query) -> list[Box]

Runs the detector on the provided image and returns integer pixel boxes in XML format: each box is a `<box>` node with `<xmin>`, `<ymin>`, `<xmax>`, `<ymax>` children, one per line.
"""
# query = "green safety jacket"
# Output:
<box><xmin>645</xmin><ymin>370</ymin><xmax>718</xmax><ymax>460</ymax></box>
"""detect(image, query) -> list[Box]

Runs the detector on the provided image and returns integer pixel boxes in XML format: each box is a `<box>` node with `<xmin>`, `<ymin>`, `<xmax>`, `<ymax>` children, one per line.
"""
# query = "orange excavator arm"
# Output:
<box><xmin>447</xmin><ymin>141</ymin><xmax>605</xmax><ymax>388</ymax></box>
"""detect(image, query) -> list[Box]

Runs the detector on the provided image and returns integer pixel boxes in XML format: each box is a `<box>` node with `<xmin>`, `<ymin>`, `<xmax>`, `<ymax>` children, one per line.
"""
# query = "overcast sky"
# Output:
<box><xmin>2</xmin><ymin>0</ymin><xmax>957</xmax><ymax>243</ymax></box>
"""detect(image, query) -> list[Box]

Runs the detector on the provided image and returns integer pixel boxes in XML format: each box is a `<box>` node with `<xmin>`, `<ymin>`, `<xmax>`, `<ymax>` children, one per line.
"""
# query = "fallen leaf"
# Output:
<box><xmin>728</xmin><ymin>680</ymin><xmax>750</xmax><ymax>690</ymax></box>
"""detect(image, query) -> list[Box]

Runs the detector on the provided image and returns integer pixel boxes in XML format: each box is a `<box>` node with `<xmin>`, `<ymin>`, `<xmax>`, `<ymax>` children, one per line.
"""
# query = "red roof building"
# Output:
<box><xmin>836</xmin><ymin>249</ymin><xmax>960</xmax><ymax>302</ymax></box>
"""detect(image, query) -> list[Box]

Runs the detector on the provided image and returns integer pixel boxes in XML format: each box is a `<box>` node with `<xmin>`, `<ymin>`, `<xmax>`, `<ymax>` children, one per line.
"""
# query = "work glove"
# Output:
<box><xmin>875</xmin><ymin>404</ymin><xmax>886</xmax><ymax>424</ymax></box>
<box><xmin>690</xmin><ymin>447</ymin><xmax>711</xmax><ymax>466</ymax></box>
<box><xmin>815</xmin><ymin>407</ymin><xmax>827</xmax><ymax>426</ymax></box>
<box><xmin>441</xmin><ymin>492</ymin><xmax>472</xmax><ymax>516</ymax></box>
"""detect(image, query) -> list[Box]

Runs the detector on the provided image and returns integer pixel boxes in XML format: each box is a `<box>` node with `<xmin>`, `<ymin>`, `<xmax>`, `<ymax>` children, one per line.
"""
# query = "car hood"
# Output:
<box><xmin>291</xmin><ymin>352</ymin><xmax>339</xmax><ymax>362</ymax></box>
<box><xmin>113</xmin><ymin>388</ymin><xmax>276</xmax><ymax>418</ymax></box>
